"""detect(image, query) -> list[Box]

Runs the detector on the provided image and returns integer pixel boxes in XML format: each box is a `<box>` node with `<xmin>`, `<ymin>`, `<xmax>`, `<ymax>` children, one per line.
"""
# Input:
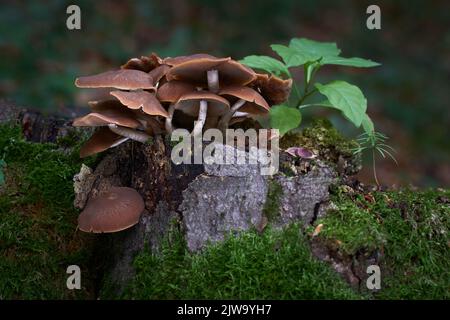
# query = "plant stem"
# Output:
<box><xmin>372</xmin><ymin>148</ymin><xmax>380</xmax><ymax>187</ymax></box>
<box><xmin>295</xmin><ymin>64</ymin><xmax>318</xmax><ymax>107</ymax></box>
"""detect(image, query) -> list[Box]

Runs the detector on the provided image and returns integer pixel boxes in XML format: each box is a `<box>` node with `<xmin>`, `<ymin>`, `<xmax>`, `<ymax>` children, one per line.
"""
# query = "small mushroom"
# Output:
<box><xmin>285</xmin><ymin>147</ymin><xmax>316</xmax><ymax>159</ymax></box>
<box><xmin>252</xmin><ymin>73</ymin><xmax>292</xmax><ymax>105</ymax></box>
<box><xmin>75</xmin><ymin>100</ymin><xmax>152</xmax><ymax>144</ymax></box>
<box><xmin>171</xmin><ymin>92</ymin><xmax>230</xmax><ymax>136</ymax></box>
<box><xmin>110</xmin><ymin>90</ymin><xmax>169</xmax><ymax>118</ymax></box>
<box><xmin>217</xmin><ymin>86</ymin><xmax>270</xmax><ymax>131</ymax></box>
<box><xmin>79</xmin><ymin>127</ymin><xmax>129</xmax><ymax>158</ymax></box>
<box><xmin>77</xmin><ymin>187</ymin><xmax>145</xmax><ymax>233</ymax></box>
<box><xmin>148</xmin><ymin>64</ymin><xmax>171</xmax><ymax>85</ymax></box>
<box><xmin>75</xmin><ymin>69</ymin><xmax>155</xmax><ymax>91</ymax></box>
<box><xmin>121</xmin><ymin>53</ymin><xmax>162</xmax><ymax>72</ymax></box>
<box><xmin>73</xmin><ymin>102</ymin><xmax>141</xmax><ymax>128</ymax></box>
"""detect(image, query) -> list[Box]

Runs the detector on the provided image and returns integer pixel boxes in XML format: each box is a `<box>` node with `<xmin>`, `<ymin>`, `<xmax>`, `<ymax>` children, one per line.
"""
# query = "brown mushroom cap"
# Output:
<box><xmin>175</xmin><ymin>92</ymin><xmax>230</xmax><ymax>117</ymax></box>
<box><xmin>121</xmin><ymin>53</ymin><xmax>162</xmax><ymax>72</ymax></box>
<box><xmin>148</xmin><ymin>65</ymin><xmax>171</xmax><ymax>84</ymax></box>
<box><xmin>166</xmin><ymin>57</ymin><xmax>256</xmax><ymax>86</ymax></box>
<box><xmin>163</xmin><ymin>54</ymin><xmax>218</xmax><ymax>66</ymax></box>
<box><xmin>73</xmin><ymin>100</ymin><xmax>141</xmax><ymax>128</ymax></box>
<box><xmin>78</xmin><ymin>187</ymin><xmax>145</xmax><ymax>233</ymax></box>
<box><xmin>110</xmin><ymin>90</ymin><xmax>169</xmax><ymax>117</ymax></box>
<box><xmin>253</xmin><ymin>73</ymin><xmax>292</xmax><ymax>105</ymax></box>
<box><xmin>156</xmin><ymin>81</ymin><xmax>196</xmax><ymax>103</ymax></box>
<box><xmin>215</xmin><ymin>60</ymin><xmax>257</xmax><ymax>86</ymax></box>
<box><xmin>219</xmin><ymin>86</ymin><xmax>270</xmax><ymax>115</ymax></box>
<box><xmin>165</xmin><ymin>56</ymin><xmax>231</xmax><ymax>84</ymax></box>
<box><xmin>75</xmin><ymin>69</ymin><xmax>155</xmax><ymax>91</ymax></box>
<box><xmin>79</xmin><ymin>127</ymin><xmax>126</xmax><ymax>158</ymax></box>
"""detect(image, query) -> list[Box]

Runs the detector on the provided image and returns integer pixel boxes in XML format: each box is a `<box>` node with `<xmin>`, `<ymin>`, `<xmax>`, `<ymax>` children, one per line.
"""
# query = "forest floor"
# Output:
<box><xmin>0</xmin><ymin>122</ymin><xmax>449</xmax><ymax>299</ymax></box>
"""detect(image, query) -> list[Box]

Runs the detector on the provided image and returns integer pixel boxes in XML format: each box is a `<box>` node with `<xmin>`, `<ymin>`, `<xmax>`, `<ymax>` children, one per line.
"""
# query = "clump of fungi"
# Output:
<box><xmin>74</xmin><ymin>53</ymin><xmax>292</xmax><ymax>233</ymax></box>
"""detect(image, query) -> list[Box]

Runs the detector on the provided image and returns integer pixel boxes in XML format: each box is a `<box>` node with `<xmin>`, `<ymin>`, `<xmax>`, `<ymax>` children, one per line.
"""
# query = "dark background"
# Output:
<box><xmin>0</xmin><ymin>0</ymin><xmax>449</xmax><ymax>187</ymax></box>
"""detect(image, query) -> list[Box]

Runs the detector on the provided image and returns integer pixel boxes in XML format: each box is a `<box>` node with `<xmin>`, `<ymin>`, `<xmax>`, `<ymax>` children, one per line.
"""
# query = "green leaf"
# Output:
<box><xmin>271</xmin><ymin>44</ymin><xmax>311</xmax><ymax>68</ymax></box>
<box><xmin>239</xmin><ymin>55</ymin><xmax>289</xmax><ymax>77</ymax></box>
<box><xmin>269</xmin><ymin>105</ymin><xmax>302</xmax><ymax>136</ymax></box>
<box><xmin>315</xmin><ymin>81</ymin><xmax>367</xmax><ymax>127</ymax></box>
<box><xmin>289</xmin><ymin>38</ymin><xmax>341</xmax><ymax>61</ymax></box>
<box><xmin>321</xmin><ymin>56</ymin><xmax>380</xmax><ymax>68</ymax></box>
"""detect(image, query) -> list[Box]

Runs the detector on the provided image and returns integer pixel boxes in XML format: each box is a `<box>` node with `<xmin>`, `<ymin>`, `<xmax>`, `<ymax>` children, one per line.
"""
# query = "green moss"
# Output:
<box><xmin>0</xmin><ymin>124</ymin><xmax>95</xmax><ymax>299</ymax></box>
<box><xmin>280</xmin><ymin>119</ymin><xmax>358</xmax><ymax>163</ymax></box>
<box><xmin>118</xmin><ymin>224</ymin><xmax>361</xmax><ymax>300</ymax></box>
<box><xmin>313</xmin><ymin>187</ymin><xmax>450</xmax><ymax>299</ymax></box>
<box><xmin>263</xmin><ymin>179</ymin><xmax>283</xmax><ymax>222</ymax></box>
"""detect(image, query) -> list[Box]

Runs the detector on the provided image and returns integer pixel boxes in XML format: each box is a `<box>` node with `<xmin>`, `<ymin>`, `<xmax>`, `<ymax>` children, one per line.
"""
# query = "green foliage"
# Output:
<box><xmin>118</xmin><ymin>224</ymin><xmax>361</xmax><ymax>300</ymax></box>
<box><xmin>313</xmin><ymin>188</ymin><xmax>450</xmax><ymax>299</ymax></box>
<box><xmin>315</xmin><ymin>81</ymin><xmax>367</xmax><ymax>127</ymax></box>
<box><xmin>239</xmin><ymin>55</ymin><xmax>290</xmax><ymax>77</ymax></box>
<box><xmin>0</xmin><ymin>124</ymin><xmax>95</xmax><ymax>299</ymax></box>
<box><xmin>241</xmin><ymin>37</ymin><xmax>396</xmax><ymax>184</ymax></box>
<box><xmin>269</xmin><ymin>105</ymin><xmax>302</xmax><ymax>136</ymax></box>
<box><xmin>240</xmin><ymin>37</ymin><xmax>379</xmax><ymax>138</ymax></box>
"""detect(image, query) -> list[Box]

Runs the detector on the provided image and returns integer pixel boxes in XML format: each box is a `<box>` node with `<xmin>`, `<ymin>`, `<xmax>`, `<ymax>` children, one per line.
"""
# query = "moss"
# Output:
<box><xmin>263</xmin><ymin>178</ymin><xmax>283</xmax><ymax>222</ymax></box>
<box><xmin>280</xmin><ymin>119</ymin><xmax>359</xmax><ymax>164</ymax></box>
<box><xmin>312</xmin><ymin>187</ymin><xmax>450</xmax><ymax>299</ymax></box>
<box><xmin>118</xmin><ymin>224</ymin><xmax>361</xmax><ymax>299</ymax></box>
<box><xmin>0</xmin><ymin>124</ymin><xmax>95</xmax><ymax>299</ymax></box>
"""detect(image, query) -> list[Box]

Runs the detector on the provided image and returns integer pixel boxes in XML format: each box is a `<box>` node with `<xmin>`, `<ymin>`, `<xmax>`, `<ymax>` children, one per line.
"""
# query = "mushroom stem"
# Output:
<box><xmin>207</xmin><ymin>69</ymin><xmax>219</xmax><ymax>93</ymax></box>
<box><xmin>165</xmin><ymin>104</ymin><xmax>176</xmax><ymax>134</ymax></box>
<box><xmin>192</xmin><ymin>100</ymin><xmax>208</xmax><ymax>137</ymax></box>
<box><xmin>108</xmin><ymin>124</ymin><xmax>150</xmax><ymax>143</ymax></box>
<box><xmin>218</xmin><ymin>99</ymin><xmax>246</xmax><ymax>132</ymax></box>
<box><xmin>110</xmin><ymin>137</ymin><xmax>130</xmax><ymax>148</ymax></box>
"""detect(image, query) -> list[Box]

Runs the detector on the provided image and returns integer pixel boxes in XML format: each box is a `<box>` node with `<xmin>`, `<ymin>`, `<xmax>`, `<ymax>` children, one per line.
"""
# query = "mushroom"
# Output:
<box><xmin>171</xmin><ymin>92</ymin><xmax>230</xmax><ymax>137</ymax></box>
<box><xmin>107</xmin><ymin>124</ymin><xmax>150</xmax><ymax>143</ymax></box>
<box><xmin>217</xmin><ymin>86</ymin><xmax>270</xmax><ymax>132</ymax></box>
<box><xmin>252</xmin><ymin>73</ymin><xmax>292</xmax><ymax>105</ymax></box>
<box><xmin>166</xmin><ymin>56</ymin><xmax>256</xmax><ymax>87</ymax></box>
<box><xmin>77</xmin><ymin>187</ymin><xmax>145</xmax><ymax>233</ymax></box>
<box><xmin>121</xmin><ymin>53</ymin><xmax>162</xmax><ymax>72</ymax></box>
<box><xmin>148</xmin><ymin>64</ymin><xmax>171</xmax><ymax>86</ymax></box>
<box><xmin>74</xmin><ymin>100</ymin><xmax>151</xmax><ymax>145</ymax></box>
<box><xmin>156</xmin><ymin>81</ymin><xmax>196</xmax><ymax>103</ymax></box>
<box><xmin>165</xmin><ymin>56</ymin><xmax>230</xmax><ymax>85</ymax></box>
<box><xmin>163</xmin><ymin>53</ymin><xmax>218</xmax><ymax>66</ymax></box>
<box><xmin>75</xmin><ymin>69</ymin><xmax>155</xmax><ymax>91</ymax></box>
<box><xmin>73</xmin><ymin>102</ymin><xmax>141</xmax><ymax>128</ymax></box>
<box><xmin>79</xmin><ymin>127</ymin><xmax>129</xmax><ymax>158</ymax></box>
<box><xmin>110</xmin><ymin>90</ymin><xmax>169</xmax><ymax>118</ymax></box>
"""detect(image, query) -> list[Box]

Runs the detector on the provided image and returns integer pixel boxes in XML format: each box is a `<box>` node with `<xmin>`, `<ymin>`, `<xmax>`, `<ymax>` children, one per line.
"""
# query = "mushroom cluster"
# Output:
<box><xmin>74</xmin><ymin>53</ymin><xmax>292</xmax><ymax>158</ymax></box>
